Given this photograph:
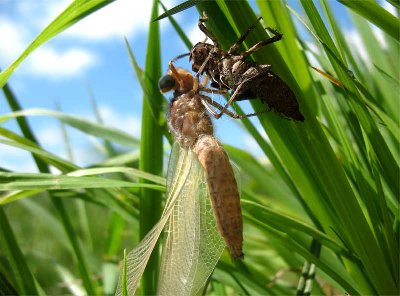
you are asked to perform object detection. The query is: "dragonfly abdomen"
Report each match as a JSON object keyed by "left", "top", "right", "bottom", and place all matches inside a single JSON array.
[{"left": 193, "top": 135, "right": 243, "bottom": 258}]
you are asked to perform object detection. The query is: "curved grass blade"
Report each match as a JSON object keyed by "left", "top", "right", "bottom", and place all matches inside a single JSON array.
[
  {"left": 0, "top": 172, "right": 164, "bottom": 192},
  {"left": 0, "top": 207, "right": 39, "bottom": 295},
  {"left": 0, "top": 109, "right": 139, "bottom": 147},
  {"left": 338, "top": 0, "right": 399, "bottom": 41},
  {"left": 153, "top": 0, "right": 202, "bottom": 22}
]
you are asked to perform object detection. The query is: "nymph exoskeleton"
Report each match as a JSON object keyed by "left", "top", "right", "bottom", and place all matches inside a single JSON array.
[{"left": 175, "top": 13, "right": 305, "bottom": 121}]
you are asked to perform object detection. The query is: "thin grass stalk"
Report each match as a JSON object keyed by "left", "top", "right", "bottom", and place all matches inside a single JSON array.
[
  {"left": 138, "top": 0, "right": 164, "bottom": 293},
  {"left": 0, "top": 207, "right": 38, "bottom": 295}
]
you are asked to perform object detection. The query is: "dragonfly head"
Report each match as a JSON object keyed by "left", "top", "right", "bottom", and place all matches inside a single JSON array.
[
  {"left": 158, "top": 74, "right": 176, "bottom": 93},
  {"left": 159, "top": 67, "right": 194, "bottom": 95}
]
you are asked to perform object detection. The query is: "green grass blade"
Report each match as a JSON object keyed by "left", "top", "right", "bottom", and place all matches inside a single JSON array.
[
  {"left": 153, "top": 0, "right": 201, "bottom": 21},
  {"left": 0, "top": 207, "right": 39, "bottom": 295},
  {"left": 338, "top": 0, "right": 400, "bottom": 41},
  {"left": 0, "top": 172, "right": 164, "bottom": 192},
  {"left": 122, "top": 249, "right": 128, "bottom": 296},
  {"left": 124, "top": 38, "right": 172, "bottom": 144},
  {"left": 0, "top": 108, "right": 139, "bottom": 147},
  {"left": 137, "top": 1, "right": 164, "bottom": 294}
]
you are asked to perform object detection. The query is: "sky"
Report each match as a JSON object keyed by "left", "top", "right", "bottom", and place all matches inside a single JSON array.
[{"left": 0, "top": 0, "right": 396, "bottom": 172}]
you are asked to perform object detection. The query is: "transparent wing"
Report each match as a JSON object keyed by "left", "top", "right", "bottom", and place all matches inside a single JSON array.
[
  {"left": 115, "top": 143, "right": 193, "bottom": 296},
  {"left": 157, "top": 146, "right": 225, "bottom": 295}
]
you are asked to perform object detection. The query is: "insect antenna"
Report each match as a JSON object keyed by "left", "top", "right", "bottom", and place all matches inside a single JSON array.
[{"left": 170, "top": 52, "right": 190, "bottom": 63}]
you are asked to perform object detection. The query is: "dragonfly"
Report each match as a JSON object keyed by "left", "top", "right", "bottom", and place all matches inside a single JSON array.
[{"left": 116, "top": 65, "right": 242, "bottom": 295}]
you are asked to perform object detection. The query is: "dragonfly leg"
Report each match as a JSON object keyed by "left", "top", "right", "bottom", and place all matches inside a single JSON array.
[
  {"left": 241, "top": 27, "right": 283, "bottom": 58},
  {"left": 228, "top": 17, "right": 263, "bottom": 54}
]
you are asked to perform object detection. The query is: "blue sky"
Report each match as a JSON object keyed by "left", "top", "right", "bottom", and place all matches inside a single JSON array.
[{"left": 0, "top": 0, "right": 395, "bottom": 172}]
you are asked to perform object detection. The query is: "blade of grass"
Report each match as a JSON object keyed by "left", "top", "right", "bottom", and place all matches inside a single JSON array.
[
  {"left": 0, "top": 108, "right": 139, "bottom": 147},
  {"left": 0, "top": 172, "right": 164, "bottom": 192},
  {"left": 0, "top": 207, "right": 38, "bottom": 295},
  {"left": 153, "top": 0, "right": 201, "bottom": 21},
  {"left": 298, "top": 1, "right": 398, "bottom": 293},
  {"left": 137, "top": 0, "right": 164, "bottom": 293},
  {"left": 338, "top": 0, "right": 400, "bottom": 41}
]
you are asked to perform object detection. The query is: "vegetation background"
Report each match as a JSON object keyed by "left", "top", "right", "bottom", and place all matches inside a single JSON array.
[{"left": 0, "top": 0, "right": 398, "bottom": 295}]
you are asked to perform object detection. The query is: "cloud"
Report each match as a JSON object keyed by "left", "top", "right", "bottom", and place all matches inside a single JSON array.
[
  {"left": 98, "top": 104, "right": 141, "bottom": 137},
  {"left": 24, "top": 46, "right": 98, "bottom": 78},
  {"left": 0, "top": 12, "right": 97, "bottom": 79},
  {"left": 0, "top": 143, "right": 37, "bottom": 172},
  {"left": 187, "top": 21, "right": 208, "bottom": 45},
  {"left": 37, "top": 124, "right": 65, "bottom": 147},
  {"left": 0, "top": 17, "right": 27, "bottom": 63},
  {"left": 63, "top": 0, "right": 153, "bottom": 41}
]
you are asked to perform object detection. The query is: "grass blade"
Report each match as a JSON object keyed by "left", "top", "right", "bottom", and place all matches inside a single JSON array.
[
  {"left": 338, "top": 0, "right": 399, "bottom": 40},
  {"left": 0, "top": 207, "right": 38, "bottom": 295},
  {"left": 137, "top": 0, "right": 164, "bottom": 293}
]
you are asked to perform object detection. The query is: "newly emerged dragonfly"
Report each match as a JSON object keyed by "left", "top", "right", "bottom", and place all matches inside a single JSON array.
[
  {"left": 116, "top": 66, "right": 242, "bottom": 295},
  {"left": 174, "top": 13, "right": 305, "bottom": 121}
]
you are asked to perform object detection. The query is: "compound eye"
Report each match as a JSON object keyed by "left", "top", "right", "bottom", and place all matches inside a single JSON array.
[{"left": 158, "top": 74, "right": 176, "bottom": 92}]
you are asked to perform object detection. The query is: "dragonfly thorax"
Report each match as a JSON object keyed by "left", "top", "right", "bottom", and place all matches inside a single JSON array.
[{"left": 169, "top": 92, "right": 213, "bottom": 148}]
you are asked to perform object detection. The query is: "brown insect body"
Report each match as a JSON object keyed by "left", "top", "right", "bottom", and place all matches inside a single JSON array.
[
  {"left": 189, "top": 14, "right": 305, "bottom": 121},
  {"left": 159, "top": 67, "right": 243, "bottom": 258}
]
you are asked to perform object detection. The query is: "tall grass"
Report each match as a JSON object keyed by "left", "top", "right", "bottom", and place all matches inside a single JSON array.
[{"left": 0, "top": 0, "right": 398, "bottom": 295}]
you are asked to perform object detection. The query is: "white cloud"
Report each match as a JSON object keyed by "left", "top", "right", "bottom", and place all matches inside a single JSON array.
[
  {"left": 0, "top": 12, "right": 97, "bottom": 79},
  {"left": 63, "top": 0, "right": 153, "bottom": 40},
  {"left": 98, "top": 104, "right": 141, "bottom": 137},
  {"left": 38, "top": 125, "right": 64, "bottom": 147},
  {"left": 25, "top": 46, "right": 98, "bottom": 78},
  {"left": 0, "top": 17, "right": 27, "bottom": 63},
  {"left": 188, "top": 21, "right": 208, "bottom": 45},
  {"left": 0, "top": 143, "right": 37, "bottom": 172}
]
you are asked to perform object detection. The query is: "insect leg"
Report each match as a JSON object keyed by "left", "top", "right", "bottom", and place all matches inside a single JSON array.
[
  {"left": 200, "top": 95, "right": 268, "bottom": 119},
  {"left": 228, "top": 17, "right": 262, "bottom": 54},
  {"left": 193, "top": 53, "right": 212, "bottom": 92},
  {"left": 168, "top": 60, "right": 184, "bottom": 89},
  {"left": 198, "top": 12, "right": 219, "bottom": 46},
  {"left": 211, "top": 81, "right": 248, "bottom": 117},
  {"left": 241, "top": 27, "right": 283, "bottom": 58},
  {"left": 170, "top": 52, "right": 190, "bottom": 64},
  {"left": 201, "top": 87, "right": 228, "bottom": 95},
  {"left": 200, "top": 75, "right": 209, "bottom": 88}
]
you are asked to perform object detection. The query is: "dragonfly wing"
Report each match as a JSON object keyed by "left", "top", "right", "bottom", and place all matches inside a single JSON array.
[
  {"left": 157, "top": 145, "right": 225, "bottom": 295},
  {"left": 115, "top": 144, "right": 193, "bottom": 296}
]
